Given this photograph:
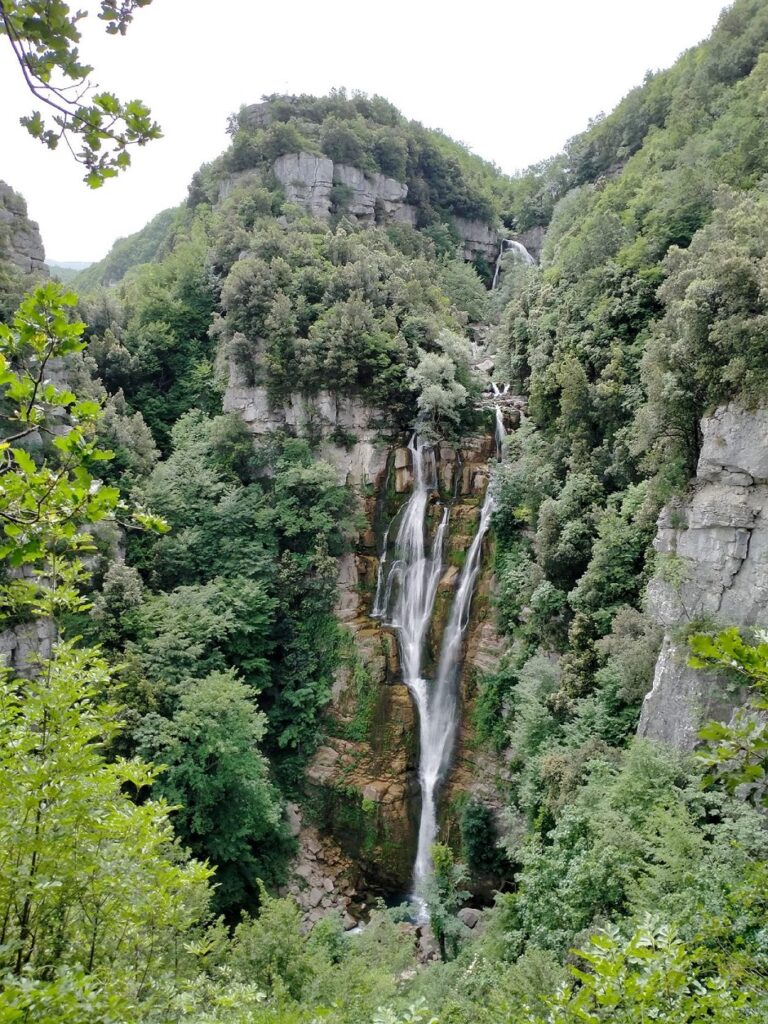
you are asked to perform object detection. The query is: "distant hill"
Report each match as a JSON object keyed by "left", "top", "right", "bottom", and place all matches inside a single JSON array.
[{"left": 48, "top": 260, "right": 93, "bottom": 284}]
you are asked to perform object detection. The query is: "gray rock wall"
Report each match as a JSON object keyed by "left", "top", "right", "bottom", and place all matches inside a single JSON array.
[
  {"left": 223, "top": 366, "right": 391, "bottom": 489},
  {"left": 268, "top": 151, "right": 502, "bottom": 253},
  {"left": 273, "top": 152, "right": 335, "bottom": 220},
  {"left": 511, "top": 224, "right": 546, "bottom": 262},
  {"left": 334, "top": 164, "right": 414, "bottom": 226},
  {"left": 452, "top": 216, "right": 499, "bottom": 263},
  {"left": 0, "top": 181, "right": 48, "bottom": 276},
  {"left": 0, "top": 619, "right": 56, "bottom": 673},
  {"left": 638, "top": 402, "right": 768, "bottom": 748},
  {"left": 271, "top": 152, "right": 415, "bottom": 227}
]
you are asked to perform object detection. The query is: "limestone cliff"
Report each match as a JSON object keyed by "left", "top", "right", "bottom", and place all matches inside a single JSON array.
[
  {"left": 223, "top": 370, "right": 390, "bottom": 488},
  {"left": 638, "top": 403, "right": 768, "bottom": 748},
  {"left": 0, "top": 184, "right": 51, "bottom": 672},
  {"left": 223, "top": 339, "right": 520, "bottom": 894},
  {"left": 230, "top": 150, "right": 502, "bottom": 258},
  {"left": 270, "top": 151, "right": 416, "bottom": 228},
  {"left": 0, "top": 181, "right": 48, "bottom": 277},
  {"left": 452, "top": 216, "right": 499, "bottom": 263}
]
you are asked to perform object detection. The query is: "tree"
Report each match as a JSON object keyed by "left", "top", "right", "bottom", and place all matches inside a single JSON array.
[
  {"left": 689, "top": 627, "right": 768, "bottom": 807},
  {"left": 407, "top": 328, "right": 475, "bottom": 435},
  {"left": 0, "top": 285, "right": 210, "bottom": 1019},
  {"left": 0, "top": 644, "right": 212, "bottom": 1019},
  {"left": 0, "top": 0, "right": 160, "bottom": 186},
  {"left": 0, "top": 283, "right": 164, "bottom": 622},
  {"left": 423, "top": 843, "right": 470, "bottom": 962},
  {"left": 540, "top": 919, "right": 752, "bottom": 1023},
  {"left": 136, "top": 670, "right": 293, "bottom": 916}
]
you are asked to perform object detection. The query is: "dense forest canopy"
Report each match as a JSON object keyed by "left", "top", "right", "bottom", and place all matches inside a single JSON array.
[{"left": 2, "top": 0, "right": 768, "bottom": 1020}]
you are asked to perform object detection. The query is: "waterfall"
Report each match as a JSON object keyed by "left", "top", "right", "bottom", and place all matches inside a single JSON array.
[
  {"left": 371, "top": 524, "right": 390, "bottom": 618},
  {"left": 491, "top": 237, "right": 535, "bottom": 290},
  {"left": 411, "top": 480, "right": 496, "bottom": 902},
  {"left": 504, "top": 239, "right": 535, "bottom": 265},
  {"left": 372, "top": 418, "right": 506, "bottom": 910},
  {"left": 495, "top": 405, "right": 506, "bottom": 458},
  {"left": 385, "top": 437, "right": 448, "bottom": 683}
]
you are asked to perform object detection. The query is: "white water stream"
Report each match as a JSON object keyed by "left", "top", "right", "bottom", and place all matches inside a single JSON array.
[
  {"left": 491, "top": 238, "right": 535, "bottom": 290},
  {"left": 372, "top": 411, "right": 507, "bottom": 909}
]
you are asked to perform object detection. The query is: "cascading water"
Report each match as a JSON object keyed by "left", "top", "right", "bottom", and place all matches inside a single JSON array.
[
  {"left": 495, "top": 405, "right": 506, "bottom": 458},
  {"left": 372, "top": 436, "right": 447, "bottom": 668},
  {"left": 491, "top": 238, "right": 535, "bottom": 290},
  {"left": 411, "top": 398, "right": 507, "bottom": 898},
  {"left": 371, "top": 524, "right": 390, "bottom": 618},
  {"left": 411, "top": 479, "right": 496, "bottom": 901},
  {"left": 372, "top": 412, "right": 508, "bottom": 910}
]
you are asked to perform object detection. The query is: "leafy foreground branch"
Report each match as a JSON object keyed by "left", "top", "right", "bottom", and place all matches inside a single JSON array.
[
  {"left": 690, "top": 627, "right": 768, "bottom": 806},
  {"left": 0, "top": 1, "right": 160, "bottom": 186}
]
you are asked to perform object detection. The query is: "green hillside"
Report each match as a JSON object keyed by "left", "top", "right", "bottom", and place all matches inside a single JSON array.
[{"left": 2, "top": 2, "right": 768, "bottom": 1021}]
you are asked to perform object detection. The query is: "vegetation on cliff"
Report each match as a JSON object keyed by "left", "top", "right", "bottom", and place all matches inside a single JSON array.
[
  {"left": 482, "top": 0, "right": 768, "bottom": 840},
  {"left": 2, "top": 0, "right": 768, "bottom": 1019}
]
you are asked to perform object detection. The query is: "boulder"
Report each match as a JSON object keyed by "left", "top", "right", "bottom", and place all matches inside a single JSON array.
[
  {"left": 286, "top": 802, "right": 302, "bottom": 838},
  {"left": 458, "top": 907, "right": 483, "bottom": 930}
]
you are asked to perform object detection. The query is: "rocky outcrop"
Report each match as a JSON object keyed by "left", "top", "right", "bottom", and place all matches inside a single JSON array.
[
  {"left": 510, "top": 224, "right": 546, "bottom": 262},
  {"left": 638, "top": 403, "right": 768, "bottom": 748},
  {"left": 271, "top": 152, "right": 416, "bottom": 227},
  {"left": 0, "top": 181, "right": 48, "bottom": 277},
  {"left": 240, "top": 101, "right": 273, "bottom": 129},
  {"left": 223, "top": 372, "right": 390, "bottom": 488},
  {"left": 0, "top": 618, "right": 56, "bottom": 673},
  {"left": 452, "top": 216, "right": 499, "bottom": 263},
  {"left": 273, "top": 152, "right": 335, "bottom": 220},
  {"left": 334, "top": 164, "right": 415, "bottom": 226},
  {"left": 269, "top": 153, "right": 503, "bottom": 255}
]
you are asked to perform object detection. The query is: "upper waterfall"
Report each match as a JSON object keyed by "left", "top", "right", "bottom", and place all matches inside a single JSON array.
[{"left": 491, "top": 238, "right": 535, "bottom": 290}]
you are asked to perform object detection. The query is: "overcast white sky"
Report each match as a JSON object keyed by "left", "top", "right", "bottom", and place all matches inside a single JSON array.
[{"left": 0, "top": 0, "right": 728, "bottom": 263}]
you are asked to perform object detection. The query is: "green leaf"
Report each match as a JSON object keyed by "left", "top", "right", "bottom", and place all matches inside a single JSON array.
[{"left": 11, "top": 447, "right": 36, "bottom": 475}]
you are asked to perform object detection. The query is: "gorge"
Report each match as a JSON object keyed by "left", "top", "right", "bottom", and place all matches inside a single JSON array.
[{"left": 2, "top": 2, "right": 768, "bottom": 1017}]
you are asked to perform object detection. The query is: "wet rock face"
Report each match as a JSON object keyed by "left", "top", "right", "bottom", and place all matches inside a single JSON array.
[
  {"left": 638, "top": 402, "right": 768, "bottom": 748},
  {"left": 0, "top": 181, "right": 48, "bottom": 276},
  {"left": 306, "top": 433, "right": 504, "bottom": 894}
]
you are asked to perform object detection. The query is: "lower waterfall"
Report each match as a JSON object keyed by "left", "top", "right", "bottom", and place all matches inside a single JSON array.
[
  {"left": 372, "top": 411, "right": 506, "bottom": 909},
  {"left": 411, "top": 482, "right": 495, "bottom": 901}
]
